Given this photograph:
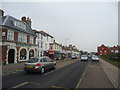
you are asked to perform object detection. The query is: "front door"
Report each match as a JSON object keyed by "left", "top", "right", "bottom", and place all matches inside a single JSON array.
[{"left": 8, "top": 49, "right": 15, "bottom": 63}]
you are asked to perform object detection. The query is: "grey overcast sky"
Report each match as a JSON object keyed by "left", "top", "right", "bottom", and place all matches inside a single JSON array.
[{"left": 2, "top": 2, "right": 118, "bottom": 52}]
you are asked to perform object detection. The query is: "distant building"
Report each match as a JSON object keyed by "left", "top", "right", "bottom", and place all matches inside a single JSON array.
[
  {"left": 97, "top": 44, "right": 110, "bottom": 55},
  {"left": 0, "top": 10, "right": 37, "bottom": 64},
  {"left": 97, "top": 44, "right": 120, "bottom": 56}
]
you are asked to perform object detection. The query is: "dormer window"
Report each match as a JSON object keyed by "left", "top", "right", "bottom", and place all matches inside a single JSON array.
[{"left": 13, "top": 21, "right": 26, "bottom": 30}]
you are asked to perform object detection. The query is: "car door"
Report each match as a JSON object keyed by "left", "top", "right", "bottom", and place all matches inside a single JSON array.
[
  {"left": 47, "top": 58, "right": 54, "bottom": 69},
  {"left": 46, "top": 57, "right": 53, "bottom": 69},
  {"left": 43, "top": 58, "right": 49, "bottom": 70}
]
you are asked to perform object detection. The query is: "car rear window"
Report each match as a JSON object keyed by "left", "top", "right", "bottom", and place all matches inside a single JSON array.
[{"left": 27, "top": 58, "right": 39, "bottom": 63}]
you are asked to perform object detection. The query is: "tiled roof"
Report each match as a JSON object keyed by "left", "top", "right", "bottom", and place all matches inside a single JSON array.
[{"left": 1, "top": 15, "right": 36, "bottom": 36}]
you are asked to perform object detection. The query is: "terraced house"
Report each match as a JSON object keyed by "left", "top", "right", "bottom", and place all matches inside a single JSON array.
[{"left": 0, "top": 10, "right": 37, "bottom": 65}]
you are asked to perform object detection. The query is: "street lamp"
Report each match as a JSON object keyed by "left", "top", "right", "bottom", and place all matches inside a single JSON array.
[{"left": 65, "top": 38, "right": 69, "bottom": 59}]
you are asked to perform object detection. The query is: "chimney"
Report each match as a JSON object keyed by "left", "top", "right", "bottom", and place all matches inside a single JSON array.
[
  {"left": 0, "top": 9, "right": 4, "bottom": 16},
  {"left": 21, "top": 16, "right": 32, "bottom": 27},
  {"left": 21, "top": 16, "right": 26, "bottom": 22}
]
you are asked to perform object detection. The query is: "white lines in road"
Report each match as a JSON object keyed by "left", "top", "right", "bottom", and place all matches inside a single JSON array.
[
  {"left": 44, "top": 69, "right": 59, "bottom": 75},
  {"left": 76, "top": 67, "right": 88, "bottom": 88},
  {"left": 9, "top": 82, "right": 41, "bottom": 89},
  {"left": 10, "top": 82, "right": 29, "bottom": 89},
  {"left": 76, "top": 63, "right": 89, "bottom": 88},
  {"left": 52, "top": 85, "right": 63, "bottom": 88}
]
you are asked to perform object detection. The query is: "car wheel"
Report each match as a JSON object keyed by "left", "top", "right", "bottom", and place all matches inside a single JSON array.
[
  {"left": 53, "top": 65, "right": 56, "bottom": 69},
  {"left": 41, "top": 67, "right": 45, "bottom": 74}
]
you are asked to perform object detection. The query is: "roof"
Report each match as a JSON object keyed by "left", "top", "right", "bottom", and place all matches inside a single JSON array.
[
  {"left": 1, "top": 15, "right": 36, "bottom": 36},
  {"left": 33, "top": 30, "right": 54, "bottom": 38}
]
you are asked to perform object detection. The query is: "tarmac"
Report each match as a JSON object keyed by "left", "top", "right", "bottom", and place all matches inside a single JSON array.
[
  {"left": 2, "top": 58, "right": 77, "bottom": 76},
  {"left": 77, "top": 58, "right": 119, "bottom": 88}
]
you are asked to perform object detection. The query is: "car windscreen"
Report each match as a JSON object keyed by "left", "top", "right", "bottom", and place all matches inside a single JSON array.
[
  {"left": 27, "top": 58, "right": 39, "bottom": 63},
  {"left": 92, "top": 56, "right": 98, "bottom": 58},
  {"left": 81, "top": 55, "right": 87, "bottom": 57}
]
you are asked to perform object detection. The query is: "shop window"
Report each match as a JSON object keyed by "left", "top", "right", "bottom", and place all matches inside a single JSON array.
[
  {"left": 20, "top": 49, "right": 27, "bottom": 60},
  {"left": 29, "top": 49, "right": 34, "bottom": 59}
]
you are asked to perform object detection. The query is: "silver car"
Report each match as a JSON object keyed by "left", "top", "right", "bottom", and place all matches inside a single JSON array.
[
  {"left": 24, "top": 56, "right": 56, "bottom": 73},
  {"left": 80, "top": 55, "right": 88, "bottom": 61},
  {"left": 92, "top": 55, "right": 99, "bottom": 61}
]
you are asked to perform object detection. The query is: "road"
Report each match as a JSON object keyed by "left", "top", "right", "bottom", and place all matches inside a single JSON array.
[{"left": 2, "top": 58, "right": 116, "bottom": 89}]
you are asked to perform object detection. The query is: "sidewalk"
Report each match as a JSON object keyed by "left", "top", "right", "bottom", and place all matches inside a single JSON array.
[
  {"left": 99, "top": 59, "right": 118, "bottom": 88},
  {"left": 77, "top": 59, "right": 118, "bottom": 88},
  {"left": 2, "top": 58, "right": 78, "bottom": 76}
]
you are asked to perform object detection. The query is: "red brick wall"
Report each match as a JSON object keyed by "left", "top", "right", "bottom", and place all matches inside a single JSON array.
[
  {"left": 2, "top": 28, "right": 8, "bottom": 40},
  {"left": 34, "top": 37, "right": 36, "bottom": 44},
  {"left": 14, "top": 32, "right": 18, "bottom": 41},
  {"left": 2, "top": 46, "right": 7, "bottom": 63},
  {"left": 27, "top": 35, "right": 30, "bottom": 43},
  {"left": 98, "top": 45, "right": 109, "bottom": 55}
]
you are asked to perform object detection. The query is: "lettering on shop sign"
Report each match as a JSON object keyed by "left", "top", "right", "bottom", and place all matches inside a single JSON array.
[{"left": 16, "top": 44, "right": 30, "bottom": 47}]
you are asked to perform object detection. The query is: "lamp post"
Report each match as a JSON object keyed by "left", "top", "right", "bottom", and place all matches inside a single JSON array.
[{"left": 65, "top": 38, "right": 69, "bottom": 60}]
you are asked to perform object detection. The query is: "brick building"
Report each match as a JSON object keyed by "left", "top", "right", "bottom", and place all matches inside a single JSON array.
[
  {"left": 97, "top": 44, "right": 120, "bottom": 56},
  {"left": 97, "top": 44, "right": 110, "bottom": 55},
  {"left": 0, "top": 10, "right": 37, "bottom": 64}
]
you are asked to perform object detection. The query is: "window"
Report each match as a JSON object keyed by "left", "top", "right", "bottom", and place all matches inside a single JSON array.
[
  {"left": 111, "top": 50, "right": 114, "bottom": 52},
  {"left": 47, "top": 36, "right": 48, "bottom": 41},
  {"left": 7, "top": 30, "right": 14, "bottom": 40},
  {"left": 30, "top": 36, "right": 34, "bottom": 44},
  {"left": 115, "top": 50, "right": 119, "bottom": 53},
  {"left": 41, "top": 34, "right": 43, "bottom": 39},
  {"left": 29, "top": 49, "right": 34, "bottom": 59},
  {"left": 18, "top": 33, "right": 27, "bottom": 43},
  {"left": 41, "top": 42, "right": 43, "bottom": 48},
  {"left": 20, "top": 49, "right": 27, "bottom": 60},
  {"left": 45, "top": 43, "right": 47, "bottom": 50}
]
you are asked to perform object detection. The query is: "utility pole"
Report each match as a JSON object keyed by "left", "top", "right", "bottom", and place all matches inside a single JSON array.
[{"left": 65, "top": 38, "right": 69, "bottom": 60}]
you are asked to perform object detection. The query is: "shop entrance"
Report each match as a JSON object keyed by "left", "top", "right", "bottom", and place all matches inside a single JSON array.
[{"left": 8, "top": 49, "right": 15, "bottom": 63}]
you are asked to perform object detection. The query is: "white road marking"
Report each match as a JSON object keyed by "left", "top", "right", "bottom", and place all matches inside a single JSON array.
[
  {"left": 51, "top": 85, "right": 64, "bottom": 88},
  {"left": 76, "top": 62, "right": 90, "bottom": 88},
  {"left": 44, "top": 69, "right": 58, "bottom": 75},
  {"left": 10, "top": 82, "right": 29, "bottom": 89}
]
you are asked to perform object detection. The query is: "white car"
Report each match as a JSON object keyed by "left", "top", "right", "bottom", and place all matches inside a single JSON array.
[
  {"left": 80, "top": 55, "right": 88, "bottom": 61},
  {"left": 92, "top": 56, "right": 99, "bottom": 61}
]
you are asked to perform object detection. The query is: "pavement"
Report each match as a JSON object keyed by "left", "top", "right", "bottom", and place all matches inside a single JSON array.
[
  {"left": 77, "top": 58, "right": 119, "bottom": 89},
  {"left": 2, "top": 58, "right": 77, "bottom": 76}
]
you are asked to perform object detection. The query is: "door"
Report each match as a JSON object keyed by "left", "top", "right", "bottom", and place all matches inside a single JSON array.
[{"left": 8, "top": 49, "right": 15, "bottom": 64}]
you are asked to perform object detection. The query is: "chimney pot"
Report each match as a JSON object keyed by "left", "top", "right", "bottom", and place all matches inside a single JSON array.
[{"left": 0, "top": 9, "right": 4, "bottom": 16}]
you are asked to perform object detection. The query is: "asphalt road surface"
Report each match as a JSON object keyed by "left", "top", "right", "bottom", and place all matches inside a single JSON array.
[{"left": 2, "top": 58, "right": 116, "bottom": 89}]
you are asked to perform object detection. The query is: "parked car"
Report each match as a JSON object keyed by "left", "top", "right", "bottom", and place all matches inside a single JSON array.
[
  {"left": 71, "top": 55, "right": 77, "bottom": 59},
  {"left": 88, "top": 55, "right": 92, "bottom": 58},
  {"left": 24, "top": 56, "right": 56, "bottom": 74},
  {"left": 92, "top": 55, "right": 99, "bottom": 61},
  {"left": 80, "top": 55, "right": 88, "bottom": 61}
]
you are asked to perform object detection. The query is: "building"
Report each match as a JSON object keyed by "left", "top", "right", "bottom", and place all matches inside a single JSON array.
[
  {"left": 97, "top": 44, "right": 110, "bottom": 55},
  {"left": 109, "top": 45, "right": 120, "bottom": 55},
  {"left": 33, "top": 30, "right": 54, "bottom": 57},
  {"left": 52, "top": 40, "right": 63, "bottom": 60},
  {"left": 1, "top": 10, "right": 37, "bottom": 64},
  {"left": 97, "top": 44, "right": 120, "bottom": 56}
]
